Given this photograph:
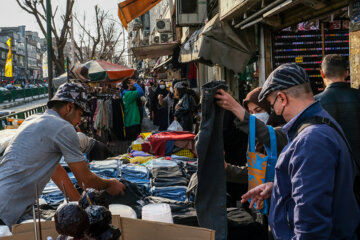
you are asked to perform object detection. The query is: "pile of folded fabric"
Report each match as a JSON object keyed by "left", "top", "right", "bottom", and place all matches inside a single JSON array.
[
  {"left": 119, "top": 164, "right": 150, "bottom": 193},
  {"left": 145, "top": 159, "right": 189, "bottom": 202},
  {"left": 150, "top": 186, "right": 188, "bottom": 202},
  {"left": 41, "top": 172, "right": 77, "bottom": 207},
  {"left": 89, "top": 160, "right": 119, "bottom": 179}
]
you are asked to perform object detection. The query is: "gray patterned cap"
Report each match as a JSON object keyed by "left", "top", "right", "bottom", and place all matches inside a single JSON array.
[
  {"left": 174, "top": 81, "right": 186, "bottom": 89},
  {"left": 258, "top": 63, "right": 309, "bottom": 101},
  {"left": 47, "top": 83, "right": 90, "bottom": 114}
]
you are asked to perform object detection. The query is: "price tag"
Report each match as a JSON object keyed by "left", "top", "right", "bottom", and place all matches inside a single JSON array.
[{"left": 295, "top": 56, "right": 303, "bottom": 63}]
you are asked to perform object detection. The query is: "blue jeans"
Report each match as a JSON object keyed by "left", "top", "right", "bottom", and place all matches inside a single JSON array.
[{"left": 195, "top": 80, "right": 228, "bottom": 240}]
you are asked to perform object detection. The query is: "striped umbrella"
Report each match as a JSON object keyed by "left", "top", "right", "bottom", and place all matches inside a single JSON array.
[{"left": 79, "top": 60, "right": 135, "bottom": 82}]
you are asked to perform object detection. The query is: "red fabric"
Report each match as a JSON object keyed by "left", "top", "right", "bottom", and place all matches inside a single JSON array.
[
  {"left": 188, "top": 63, "right": 197, "bottom": 80},
  {"left": 148, "top": 131, "right": 195, "bottom": 156},
  {"left": 141, "top": 142, "right": 151, "bottom": 153}
]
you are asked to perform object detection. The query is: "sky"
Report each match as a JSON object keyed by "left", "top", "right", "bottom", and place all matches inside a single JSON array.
[{"left": 0, "top": 0, "right": 124, "bottom": 38}]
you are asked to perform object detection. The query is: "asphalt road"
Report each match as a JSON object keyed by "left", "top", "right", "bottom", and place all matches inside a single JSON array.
[{"left": 1, "top": 98, "right": 48, "bottom": 114}]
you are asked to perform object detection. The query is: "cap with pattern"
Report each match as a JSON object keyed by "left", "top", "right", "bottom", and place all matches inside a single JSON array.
[
  {"left": 47, "top": 83, "right": 90, "bottom": 113},
  {"left": 258, "top": 63, "right": 309, "bottom": 101},
  {"left": 174, "top": 81, "right": 186, "bottom": 89}
]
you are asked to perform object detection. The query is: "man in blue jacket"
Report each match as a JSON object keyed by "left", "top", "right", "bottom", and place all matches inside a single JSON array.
[{"left": 218, "top": 63, "right": 360, "bottom": 239}]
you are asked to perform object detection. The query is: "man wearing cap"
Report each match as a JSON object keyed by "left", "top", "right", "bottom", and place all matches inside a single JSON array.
[
  {"left": 216, "top": 64, "right": 360, "bottom": 239},
  {"left": 0, "top": 83, "right": 126, "bottom": 228}
]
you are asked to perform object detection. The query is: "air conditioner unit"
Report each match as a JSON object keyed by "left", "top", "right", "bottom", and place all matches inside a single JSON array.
[
  {"left": 156, "top": 19, "right": 171, "bottom": 33},
  {"left": 160, "top": 33, "right": 172, "bottom": 43},
  {"left": 152, "top": 35, "right": 160, "bottom": 44},
  {"left": 176, "top": 0, "right": 207, "bottom": 26}
]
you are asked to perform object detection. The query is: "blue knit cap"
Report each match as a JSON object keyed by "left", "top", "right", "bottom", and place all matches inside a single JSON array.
[{"left": 258, "top": 63, "right": 309, "bottom": 101}]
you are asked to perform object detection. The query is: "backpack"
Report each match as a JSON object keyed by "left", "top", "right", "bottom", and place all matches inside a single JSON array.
[{"left": 294, "top": 116, "right": 360, "bottom": 207}]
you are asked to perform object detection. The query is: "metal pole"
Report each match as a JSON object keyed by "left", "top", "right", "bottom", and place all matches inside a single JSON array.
[
  {"left": 25, "top": 37, "right": 28, "bottom": 85},
  {"left": 70, "top": 1, "right": 75, "bottom": 66},
  {"left": 259, "top": 24, "right": 266, "bottom": 86},
  {"left": 46, "top": 0, "right": 53, "bottom": 99}
]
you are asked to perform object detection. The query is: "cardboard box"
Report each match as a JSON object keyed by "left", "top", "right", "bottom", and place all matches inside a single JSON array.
[{"left": 0, "top": 215, "right": 215, "bottom": 240}]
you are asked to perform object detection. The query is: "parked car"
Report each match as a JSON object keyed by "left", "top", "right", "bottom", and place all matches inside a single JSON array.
[
  {"left": 0, "top": 87, "right": 9, "bottom": 92},
  {"left": 0, "top": 110, "right": 15, "bottom": 117},
  {"left": 4, "top": 84, "right": 15, "bottom": 90}
]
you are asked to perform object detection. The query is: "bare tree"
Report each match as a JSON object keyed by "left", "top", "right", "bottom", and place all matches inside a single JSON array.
[
  {"left": 16, "top": 0, "right": 74, "bottom": 75},
  {"left": 73, "top": 5, "right": 124, "bottom": 63}
]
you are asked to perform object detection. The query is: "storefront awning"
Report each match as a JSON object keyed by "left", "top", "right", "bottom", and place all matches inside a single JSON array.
[
  {"left": 153, "top": 56, "right": 173, "bottom": 70},
  {"left": 180, "top": 14, "right": 256, "bottom": 73},
  {"left": 118, "top": 0, "right": 161, "bottom": 29},
  {"left": 132, "top": 42, "right": 179, "bottom": 60}
]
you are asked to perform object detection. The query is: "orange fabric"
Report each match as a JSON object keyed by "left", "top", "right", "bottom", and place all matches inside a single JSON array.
[{"left": 118, "top": 0, "right": 161, "bottom": 29}]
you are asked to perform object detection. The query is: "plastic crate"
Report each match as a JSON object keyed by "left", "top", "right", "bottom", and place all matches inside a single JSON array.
[{"left": 173, "top": 149, "right": 195, "bottom": 158}]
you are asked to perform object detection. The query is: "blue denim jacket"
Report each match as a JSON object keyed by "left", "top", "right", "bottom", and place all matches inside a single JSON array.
[{"left": 269, "top": 101, "right": 360, "bottom": 239}]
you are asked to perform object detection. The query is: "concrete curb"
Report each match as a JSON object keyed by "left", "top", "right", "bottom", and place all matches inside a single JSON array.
[{"left": 0, "top": 95, "right": 48, "bottom": 109}]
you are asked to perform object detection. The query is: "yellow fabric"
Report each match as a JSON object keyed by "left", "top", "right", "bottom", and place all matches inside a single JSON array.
[
  {"left": 173, "top": 149, "right": 195, "bottom": 158},
  {"left": 118, "top": 0, "right": 161, "bottom": 29},
  {"left": 132, "top": 144, "right": 142, "bottom": 151},
  {"left": 129, "top": 156, "right": 155, "bottom": 164},
  {"left": 5, "top": 38, "right": 12, "bottom": 77},
  {"left": 140, "top": 132, "right": 152, "bottom": 139}
]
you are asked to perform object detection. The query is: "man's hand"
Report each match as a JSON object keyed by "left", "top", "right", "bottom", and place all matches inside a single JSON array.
[
  {"left": 106, "top": 179, "right": 126, "bottom": 196},
  {"left": 175, "top": 104, "right": 180, "bottom": 110},
  {"left": 241, "top": 182, "right": 274, "bottom": 209},
  {"left": 158, "top": 94, "right": 163, "bottom": 101}
]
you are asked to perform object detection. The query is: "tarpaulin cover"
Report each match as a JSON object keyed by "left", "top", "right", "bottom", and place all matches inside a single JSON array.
[
  {"left": 148, "top": 131, "right": 195, "bottom": 156},
  {"left": 180, "top": 14, "right": 256, "bottom": 73},
  {"left": 118, "top": 0, "right": 162, "bottom": 29},
  {"left": 131, "top": 43, "right": 179, "bottom": 60}
]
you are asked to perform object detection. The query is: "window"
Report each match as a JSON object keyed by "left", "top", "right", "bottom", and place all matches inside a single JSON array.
[{"left": 180, "top": 0, "right": 197, "bottom": 14}]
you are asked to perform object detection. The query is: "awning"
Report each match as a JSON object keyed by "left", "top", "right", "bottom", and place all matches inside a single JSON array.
[
  {"left": 153, "top": 56, "right": 173, "bottom": 70},
  {"left": 132, "top": 42, "right": 179, "bottom": 60},
  {"left": 118, "top": 0, "right": 161, "bottom": 29},
  {"left": 180, "top": 14, "right": 256, "bottom": 73}
]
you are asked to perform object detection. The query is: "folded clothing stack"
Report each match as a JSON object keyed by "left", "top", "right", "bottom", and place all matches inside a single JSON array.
[
  {"left": 41, "top": 173, "right": 77, "bottom": 207},
  {"left": 150, "top": 186, "right": 188, "bottom": 202},
  {"left": 150, "top": 165, "right": 188, "bottom": 187},
  {"left": 119, "top": 164, "right": 150, "bottom": 193},
  {"left": 89, "top": 160, "right": 119, "bottom": 179}
]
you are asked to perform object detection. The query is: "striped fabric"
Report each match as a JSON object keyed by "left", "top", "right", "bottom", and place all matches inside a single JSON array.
[{"left": 259, "top": 64, "right": 309, "bottom": 101}]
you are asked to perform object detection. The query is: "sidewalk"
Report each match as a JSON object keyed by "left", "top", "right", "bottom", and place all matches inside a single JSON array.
[{"left": 0, "top": 94, "right": 48, "bottom": 110}]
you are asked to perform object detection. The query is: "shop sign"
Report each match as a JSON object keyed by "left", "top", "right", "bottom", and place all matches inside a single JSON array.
[{"left": 295, "top": 56, "right": 303, "bottom": 63}]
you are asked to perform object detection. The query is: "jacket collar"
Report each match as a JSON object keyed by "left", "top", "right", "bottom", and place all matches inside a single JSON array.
[
  {"left": 282, "top": 101, "right": 322, "bottom": 141},
  {"left": 326, "top": 81, "right": 349, "bottom": 89}
]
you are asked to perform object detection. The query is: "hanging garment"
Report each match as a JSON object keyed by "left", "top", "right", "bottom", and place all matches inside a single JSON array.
[
  {"left": 195, "top": 80, "right": 228, "bottom": 240},
  {"left": 112, "top": 98, "right": 126, "bottom": 140}
]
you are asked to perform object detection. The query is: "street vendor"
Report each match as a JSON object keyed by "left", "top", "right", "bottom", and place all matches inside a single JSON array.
[{"left": 0, "top": 83, "right": 126, "bottom": 228}]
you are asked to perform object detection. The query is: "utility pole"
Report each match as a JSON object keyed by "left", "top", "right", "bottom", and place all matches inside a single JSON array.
[
  {"left": 25, "top": 37, "right": 28, "bottom": 85},
  {"left": 46, "top": 0, "right": 53, "bottom": 99},
  {"left": 70, "top": 1, "right": 76, "bottom": 67}
]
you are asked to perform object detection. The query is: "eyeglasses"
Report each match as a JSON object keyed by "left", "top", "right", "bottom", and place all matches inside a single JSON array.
[{"left": 270, "top": 95, "right": 279, "bottom": 113}]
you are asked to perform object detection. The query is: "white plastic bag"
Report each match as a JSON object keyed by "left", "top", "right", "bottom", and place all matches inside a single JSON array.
[{"left": 167, "top": 120, "right": 183, "bottom": 131}]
